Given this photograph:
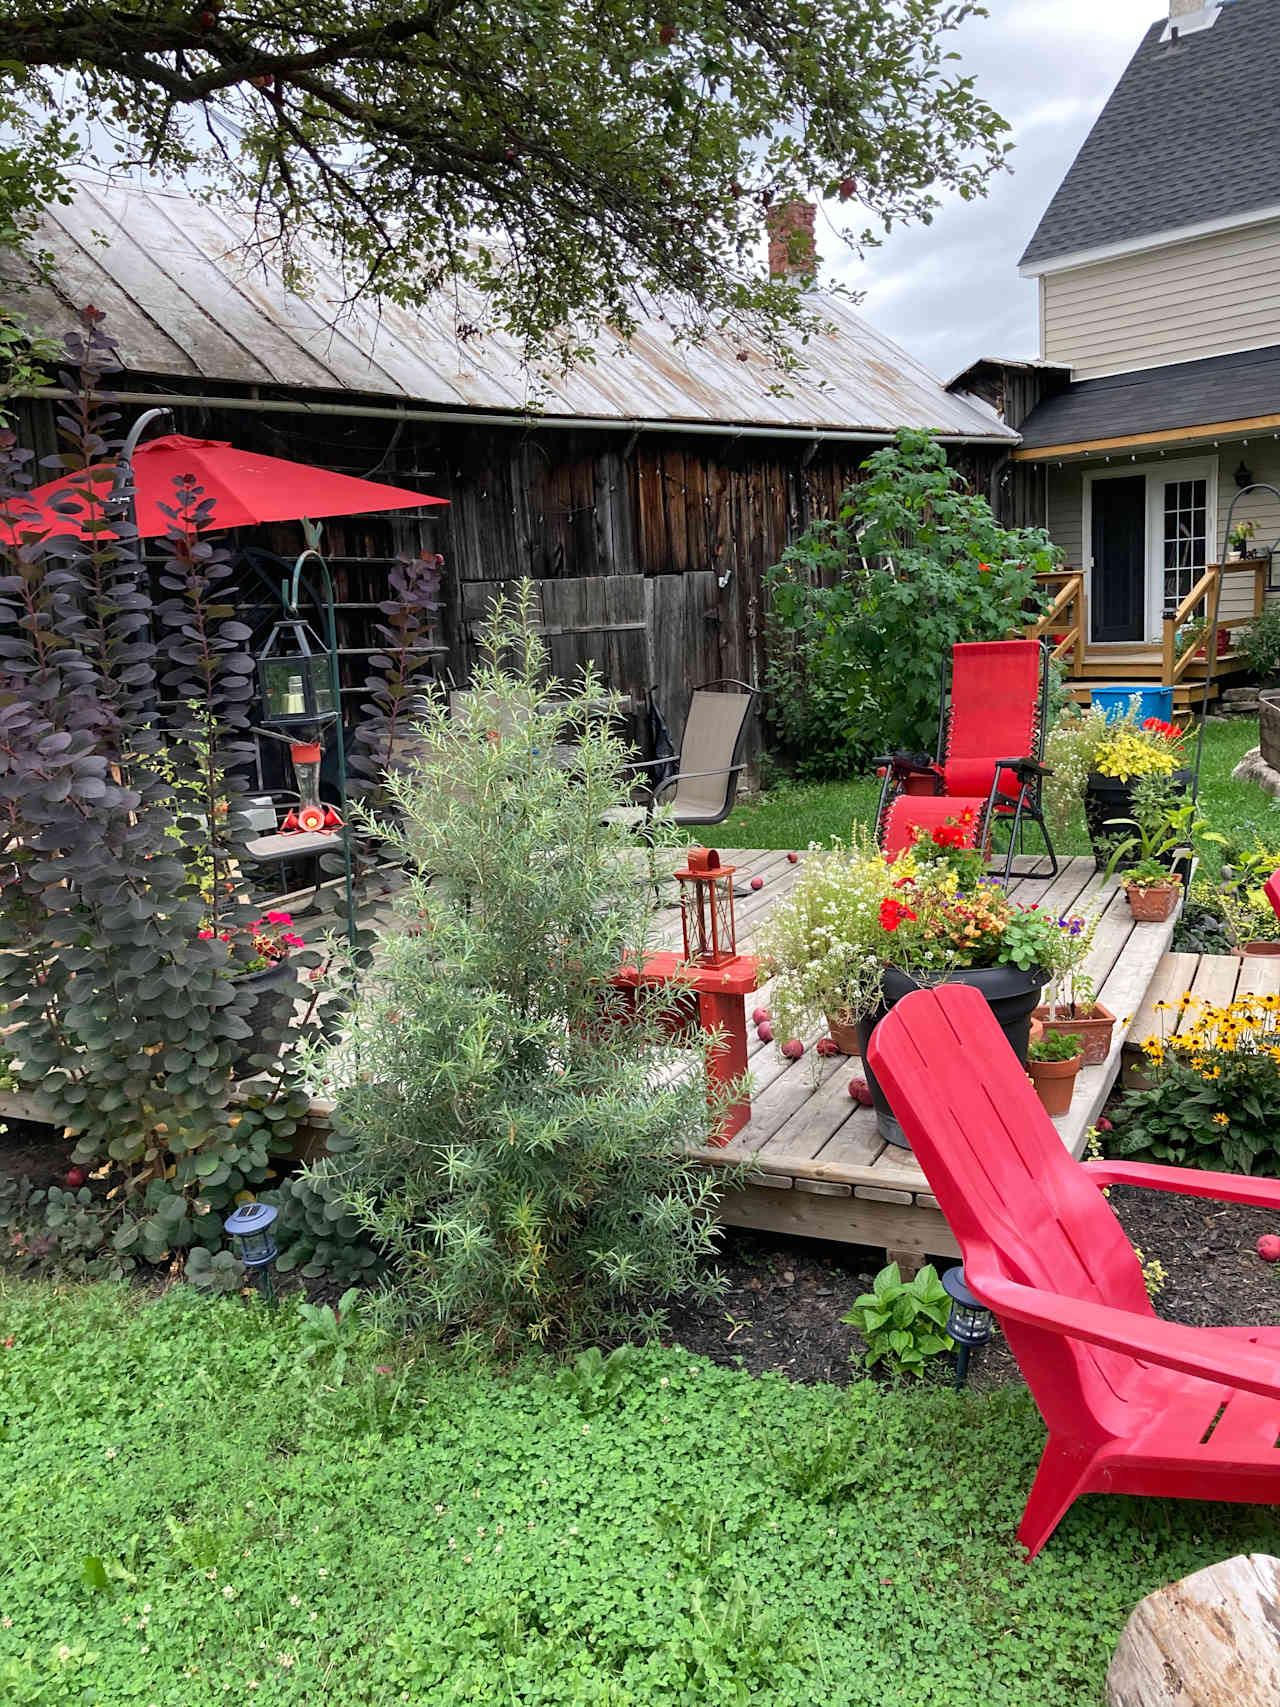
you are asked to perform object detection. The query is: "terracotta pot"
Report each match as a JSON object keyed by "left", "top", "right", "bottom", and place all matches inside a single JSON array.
[
  {"left": 1033, "top": 1002, "right": 1116, "bottom": 1067},
  {"left": 1028, "top": 1051, "right": 1083, "bottom": 1117},
  {"left": 824, "top": 1012, "right": 861, "bottom": 1055},
  {"left": 1234, "top": 941, "right": 1280, "bottom": 959},
  {"left": 1125, "top": 880, "right": 1182, "bottom": 923}
]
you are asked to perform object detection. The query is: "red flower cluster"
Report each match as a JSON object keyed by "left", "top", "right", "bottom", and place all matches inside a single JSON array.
[
  {"left": 879, "top": 898, "right": 918, "bottom": 933},
  {"left": 1141, "top": 717, "right": 1184, "bottom": 744}
]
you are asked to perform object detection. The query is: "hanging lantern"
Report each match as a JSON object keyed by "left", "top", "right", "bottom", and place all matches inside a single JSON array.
[
  {"left": 223, "top": 1201, "right": 279, "bottom": 1273},
  {"left": 674, "top": 847, "right": 738, "bottom": 968},
  {"left": 256, "top": 615, "right": 337, "bottom": 729},
  {"left": 941, "top": 1264, "right": 994, "bottom": 1389}
]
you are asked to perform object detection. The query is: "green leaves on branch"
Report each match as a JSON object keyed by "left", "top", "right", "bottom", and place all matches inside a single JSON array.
[
  {"left": 764, "top": 430, "right": 1057, "bottom": 772},
  {"left": 0, "top": 0, "right": 1008, "bottom": 360}
]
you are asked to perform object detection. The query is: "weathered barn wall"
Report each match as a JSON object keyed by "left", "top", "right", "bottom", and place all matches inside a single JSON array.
[{"left": 12, "top": 388, "right": 1004, "bottom": 763}]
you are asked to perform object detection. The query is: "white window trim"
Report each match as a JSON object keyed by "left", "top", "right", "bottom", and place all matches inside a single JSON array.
[{"left": 1081, "top": 457, "right": 1219, "bottom": 643}]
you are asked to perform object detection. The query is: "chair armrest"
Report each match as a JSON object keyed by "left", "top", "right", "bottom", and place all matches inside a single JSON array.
[
  {"left": 653, "top": 763, "right": 746, "bottom": 801},
  {"left": 974, "top": 1270, "right": 1280, "bottom": 1402},
  {"left": 1083, "top": 1157, "right": 1280, "bottom": 1212},
  {"left": 873, "top": 751, "right": 941, "bottom": 776},
  {"left": 992, "top": 756, "right": 1053, "bottom": 778},
  {"left": 620, "top": 756, "right": 677, "bottom": 772}
]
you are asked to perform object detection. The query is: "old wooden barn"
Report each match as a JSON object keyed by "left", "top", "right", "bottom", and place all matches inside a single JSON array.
[{"left": 1, "top": 176, "right": 1016, "bottom": 753}]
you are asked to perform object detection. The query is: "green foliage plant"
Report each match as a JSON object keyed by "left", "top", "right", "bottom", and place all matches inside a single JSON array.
[
  {"left": 299, "top": 585, "right": 731, "bottom": 1347},
  {"left": 1240, "top": 601, "right": 1280, "bottom": 681},
  {"left": 8, "top": 1277, "right": 1280, "bottom": 1706},
  {"left": 1027, "top": 1032, "right": 1083, "bottom": 1064},
  {"left": 841, "top": 1261, "right": 954, "bottom": 1377},
  {"left": 0, "top": 2, "right": 1009, "bottom": 367},
  {"left": 762, "top": 429, "right": 1058, "bottom": 773},
  {"left": 1103, "top": 777, "right": 1203, "bottom": 887}
]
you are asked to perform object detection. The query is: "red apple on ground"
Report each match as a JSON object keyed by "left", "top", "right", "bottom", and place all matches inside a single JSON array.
[
  {"left": 751, "top": 1007, "right": 770, "bottom": 1025},
  {"left": 756, "top": 1022, "right": 773, "bottom": 1043},
  {"left": 781, "top": 1039, "right": 804, "bottom": 1060},
  {"left": 63, "top": 1166, "right": 87, "bottom": 1189},
  {"left": 848, "top": 1078, "right": 874, "bottom": 1106},
  {"left": 786, "top": 851, "right": 799, "bottom": 863},
  {"left": 815, "top": 1038, "right": 839, "bottom": 1057},
  {"left": 749, "top": 876, "right": 764, "bottom": 891},
  {"left": 1258, "top": 1234, "right": 1280, "bottom": 1263}
]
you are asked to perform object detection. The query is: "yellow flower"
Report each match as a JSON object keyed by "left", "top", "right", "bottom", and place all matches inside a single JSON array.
[{"left": 1212, "top": 1112, "right": 1230, "bottom": 1127}]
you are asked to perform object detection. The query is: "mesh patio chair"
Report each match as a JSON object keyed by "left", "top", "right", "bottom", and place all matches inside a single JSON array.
[
  {"left": 873, "top": 638, "right": 1057, "bottom": 884},
  {"left": 603, "top": 679, "right": 757, "bottom": 833}
]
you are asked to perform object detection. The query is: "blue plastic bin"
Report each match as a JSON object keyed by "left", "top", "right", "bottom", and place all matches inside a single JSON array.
[{"left": 1090, "top": 685, "right": 1174, "bottom": 725}]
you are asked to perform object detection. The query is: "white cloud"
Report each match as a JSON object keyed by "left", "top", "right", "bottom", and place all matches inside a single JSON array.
[{"left": 824, "top": 0, "right": 1164, "bottom": 379}]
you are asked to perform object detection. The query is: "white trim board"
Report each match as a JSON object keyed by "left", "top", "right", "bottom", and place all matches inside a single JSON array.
[
  {"left": 1082, "top": 455, "right": 1219, "bottom": 642},
  {"left": 1020, "top": 202, "right": 1280, "bottom": 281}
]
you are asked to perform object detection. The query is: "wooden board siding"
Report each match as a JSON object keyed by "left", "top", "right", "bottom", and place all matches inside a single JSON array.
[{"left": 1042, "top": 219, "right": 1280, "bottom": 379}]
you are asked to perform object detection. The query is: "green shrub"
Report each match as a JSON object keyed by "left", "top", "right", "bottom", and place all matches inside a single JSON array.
[
  {"left": 842, "top": 1261, "right": 954, "bottom": 1377},
  {"left": 302, "top": 586, "right": 730, "bottom": 1347},
  {"left": 1239, "top": 600, "right": 1280, "bottom": 680},
  {"left": 763, "top": 429, "right": 1057, "bottom": 773},
  {"left": 1028, "top": 1031, "right": 1083, "bottom": 1063}
]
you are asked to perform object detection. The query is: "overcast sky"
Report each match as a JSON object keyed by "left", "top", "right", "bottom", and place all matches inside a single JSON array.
[{"left": 829, "top": 0, "right": 1165, "bottom": 382}]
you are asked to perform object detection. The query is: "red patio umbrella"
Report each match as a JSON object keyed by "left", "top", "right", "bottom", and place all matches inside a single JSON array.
[{"left": 0, "top": 433, "right": 447, "bottom": 539}]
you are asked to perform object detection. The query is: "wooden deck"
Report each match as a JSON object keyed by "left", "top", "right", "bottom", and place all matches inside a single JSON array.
[
  {"left": 0, "top": 847, "right": 1183, "bottom": 1267},
  {"left": 662, "top": 851, "right": 1181, "bottom": 1261},
  {"left": 1120, "top": 947, "right": 1280, "bottom": 1090}
]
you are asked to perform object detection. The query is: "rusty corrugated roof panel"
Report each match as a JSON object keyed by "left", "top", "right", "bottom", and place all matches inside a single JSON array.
[{"left": 3, "top": 175, "right": 1016, "bottom": 441}]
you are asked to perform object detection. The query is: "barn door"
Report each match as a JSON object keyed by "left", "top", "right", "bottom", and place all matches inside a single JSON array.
[{"left": 645, "top": 570, "right": 727, "bottom": 741}]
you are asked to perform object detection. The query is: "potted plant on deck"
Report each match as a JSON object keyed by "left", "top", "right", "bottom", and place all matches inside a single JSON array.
[
  {"left": 1105, "top": 780, "right": 1203, "bottom": 924},
  {"left": 1027, "top": 1030, "right": 1084, "bottom": 1116},
  {"left": 1045, "top": 706, "right": 1193, "bottom": 872},
  {"left": 1033, "top": 910, "right": 1115, "bottom": 1065},
  {"left": 759, "top": 822, "right": 1075, "bottom": 1147},
  {"left": 205, "top": 912, "right": 306, "bottom": 1075}
]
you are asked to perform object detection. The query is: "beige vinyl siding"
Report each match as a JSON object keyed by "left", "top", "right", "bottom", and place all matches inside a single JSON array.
[
  {"left": 1042, "top": 220, "right": 1280, "bottom": 378},
  {"left": 1046, "top": 465, "right": 1084, "bottom": 568}
]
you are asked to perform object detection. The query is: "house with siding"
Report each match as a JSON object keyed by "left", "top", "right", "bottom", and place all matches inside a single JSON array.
[{"left": 950, "top": 0, "right": 1280, "bottom": 703}]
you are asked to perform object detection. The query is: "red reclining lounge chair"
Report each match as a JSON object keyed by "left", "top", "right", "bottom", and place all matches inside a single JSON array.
[
  {"left": 874, "top": 638, "right": 1057, "bottom": 883},
  {"left": 867, "top": 981, "right": 1280, "bottom": 1558}
]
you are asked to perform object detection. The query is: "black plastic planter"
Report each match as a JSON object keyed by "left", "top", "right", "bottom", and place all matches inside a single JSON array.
[
  {"left": 1084, "top": 767, "right": 1195, "bottom": 872},
  {"left": 856, "top": 963, "right": 1045, "bottom": 1149},
  {"left": 231, "top": 959, "right": 297, "bottom": 1078}
]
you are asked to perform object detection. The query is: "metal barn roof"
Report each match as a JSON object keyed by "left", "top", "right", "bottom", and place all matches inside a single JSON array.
[{"left": 0, "top": 175, "right": 1014, "bottom": 442}]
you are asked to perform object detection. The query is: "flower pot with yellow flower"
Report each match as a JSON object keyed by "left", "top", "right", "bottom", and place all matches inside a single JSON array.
[
  {"left": 1045, "top": 704, "right": 1194, "bottom": 872},
  {"left": 758, "top": 822, "right": 1073, "bottom": 1148}
]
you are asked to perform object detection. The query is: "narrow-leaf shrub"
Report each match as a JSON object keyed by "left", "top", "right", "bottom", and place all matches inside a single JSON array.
[
  {"left": 764, "top": 429, "right": 1057, "bottom": 773},
  {"left": 302, "top": 585, "right": 730, "bottom": 1346}
]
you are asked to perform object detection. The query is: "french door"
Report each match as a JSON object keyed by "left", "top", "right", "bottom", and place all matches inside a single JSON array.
[{"left": 1085, "top": 458, "right": 1217, "bottom": 643}]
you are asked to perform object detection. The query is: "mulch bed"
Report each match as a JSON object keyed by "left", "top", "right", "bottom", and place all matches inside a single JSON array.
[{"left": 660, "top": 1180, "right": 1280, "bottom": 1392}]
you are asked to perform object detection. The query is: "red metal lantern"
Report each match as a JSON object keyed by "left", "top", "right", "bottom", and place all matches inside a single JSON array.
[{"left": 675, "top": 847, "right": 737, "bottom": 967}]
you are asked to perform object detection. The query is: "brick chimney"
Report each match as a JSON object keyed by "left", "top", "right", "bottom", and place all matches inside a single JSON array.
[{"left": 766, "top": 200, "right": 817, "bottom": 282}]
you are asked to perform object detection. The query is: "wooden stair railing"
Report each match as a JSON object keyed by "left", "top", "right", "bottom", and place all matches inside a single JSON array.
[
  {"left": 1161, "top": 558, "right": 1267, "bottom": 690},
  {"left": 1026, "top": 571, "right": 1085, "bottom": 678}
]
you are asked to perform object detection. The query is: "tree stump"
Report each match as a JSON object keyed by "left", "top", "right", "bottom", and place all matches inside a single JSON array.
[{"left": 1106, "top": 1553, "right": 1280, "bottom": 1705}]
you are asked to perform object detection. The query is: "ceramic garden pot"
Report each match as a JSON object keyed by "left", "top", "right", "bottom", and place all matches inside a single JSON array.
[
  {"left": 1032, "top": 1002, "right": 1115, "bottom": 1067},
  {"left": 231, "top": 959, "right": 298, "bottom": 1078},
  {"left": 1027, "top": 1052, "right": 1083, "bottom": 1117},
  {"left": 1125, "top": 880, "right": 1182, "bottom": 923},
  {"left": 1234, "top": 941, "right": 1280, "bottom": 959},
  {"left": 855, "top": 963, "right": 1045, "bottom": 1149}
]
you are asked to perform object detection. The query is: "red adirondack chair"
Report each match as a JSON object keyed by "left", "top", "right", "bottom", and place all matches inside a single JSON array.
[
  {"left": 866, "top": 981, "right": 1280, "bottom": 1558},
  {"left": 1265, "top": 868, "right": 1280, "bottom": 923},
  {"left": 874, "top": 639, "right": 1057, "bottom": 883}
]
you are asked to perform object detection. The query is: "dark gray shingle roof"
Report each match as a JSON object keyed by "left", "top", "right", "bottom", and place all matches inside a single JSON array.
[
  {"left": 1020, "top": 0, "right": 1280, "bottom": 268},
  {"left": 1016, "top": 343, "right": 1280, "bottom": 449}
]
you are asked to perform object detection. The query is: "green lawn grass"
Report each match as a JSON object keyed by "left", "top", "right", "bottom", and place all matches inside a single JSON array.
[
  {"left": 705, "top": 720, "right": 1280, "bottom": 865},
  {"left": 5, "top": 1279, "right": 1280, "bottom": 1706}
]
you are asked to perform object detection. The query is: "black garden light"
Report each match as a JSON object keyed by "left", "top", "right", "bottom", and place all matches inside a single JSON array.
[
  {"left": 224, "top": 1201, "right": 280, "bottom": 1297},
  {"left": 941, "top": 1265, "right": 994, "bottom": 1389},
  {"left": 256, "top": 613, "right": 338, "bottom": 730}
]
